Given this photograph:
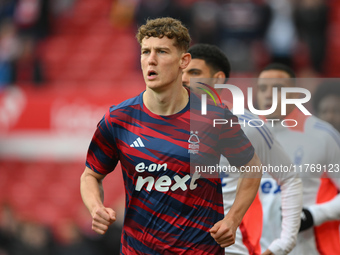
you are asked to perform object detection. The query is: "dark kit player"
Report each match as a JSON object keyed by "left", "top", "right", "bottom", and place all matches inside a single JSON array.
[{"left": 80, "top": 17, "right": 262, "bottom": 255}]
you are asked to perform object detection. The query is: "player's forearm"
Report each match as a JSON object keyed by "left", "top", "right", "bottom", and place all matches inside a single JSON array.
[
  {"left": 267, "top": 177, "right": 302, "bottom": 255},
  {"left": 227, "top": 154, "right": 262, "bottom": 225},
  {"left": 80, "top": 170, "right": 105, "bottom": 216},
  {"left": 227, "top": 176, "right": 261, "bottom": 225}
]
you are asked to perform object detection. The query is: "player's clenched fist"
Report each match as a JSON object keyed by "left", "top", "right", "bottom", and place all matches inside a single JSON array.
[
  {"left": 91, "top": 207, "right": 116, "bottom": 235},
  {"left": 209, "top": 218, "right": 238, "bottom": 248}
]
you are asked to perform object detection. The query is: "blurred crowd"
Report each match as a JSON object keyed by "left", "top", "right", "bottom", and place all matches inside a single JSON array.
[
  {"left": 0, "top": 0, "right": 79, "bottom": 90},
  {"left": 0, "top": 203, "right": 122, "bottom": 255},
  {"left": 114, "top": 0, "right": 330, "bottom": 76},
  {"left": 0, "top": 0, "right": 334, "bottom": 91},
  {"left": 0, "top": 0, "right": 50, "bottom": 89},
  {"left": 0, "top": 0, "right": 332, "bottom": 91}
]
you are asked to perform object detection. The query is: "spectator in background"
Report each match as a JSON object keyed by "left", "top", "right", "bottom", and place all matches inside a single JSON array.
[
  {"left": 10, "top": 35, "right": 45, "bottom": 86},
  {"left": 0, "top": 19, "right": 20, "bottom": 89},
  {"left": 217, "top": 0, "right": 271, "bottom": 72},
  {"left": 293, "top": 0, "right": 329, "bottom": 74},
  {"left": 14, "top": 0, "right": 40, "bottom": 37},
  {"left": 93, "top": 224, "right": 122, "bottom": 255},
  {"left": 264, "top": 0, "right": 297, "bottom": 67},
  {"left": 10, "top": 221, "right": 55, "bottom": 255},
  {"left": 50, "top": 0, "right": 76, "bottom": 16},
  {"left": 110, "top": 0, "right": 138, "bottom": 29},
  {"left": 189, "top": 1, "right": 220, "bottom": 45},
  {"left": 313, "top": 81, "right": 340, "bottom": 133},
  {"left": 34, "top": 0, "right": 52, "bottom": 39},
  {"left": 134, "top": 0, "right": 190, "bottom": 28},
  {"left": 14, "top": 0, "right": 52, "bottom": 40},
  {"left": 0, "top": 0, "right": 16, "bottom": 22},
  {"left": 75, "top": 206, "right": 122, "bottom": 255},
  {"left": 54, "top": 219, "right": 97, "bottom": 255},
  {"left": 0, "top": 203, "right": 19, "bottom": 255}
]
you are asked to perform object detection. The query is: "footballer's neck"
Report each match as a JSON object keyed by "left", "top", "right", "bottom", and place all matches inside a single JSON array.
[{"left": 143, "top": 83, "right": 189, "bottom": 116}]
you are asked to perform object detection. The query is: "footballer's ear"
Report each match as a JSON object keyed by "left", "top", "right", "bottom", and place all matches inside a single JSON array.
[
  {"left": 180, "top": 53, "right": 191, "bottom": 69},
  {"left": 213, "top": 71, "right": 226, "bottom": 79},
  {"left": 212, "top": 71, "right": 226, "bottom": 85}
]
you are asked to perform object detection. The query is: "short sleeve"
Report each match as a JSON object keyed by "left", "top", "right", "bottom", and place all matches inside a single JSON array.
[
  {"left": 86, "top": 108, "right": 119, "bottom": 175},
  {"left": 218, "top": 109, "right": 255, "bottom": 167}
]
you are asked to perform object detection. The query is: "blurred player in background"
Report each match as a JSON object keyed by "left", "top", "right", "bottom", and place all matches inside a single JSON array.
[
  {"left": 182, "top": 43, "right": 302, "bottom": 255},
  {"left": 313, "top": 80, "right": 340, "bottom": 133},
  {"left": 256, "top": 63, "right": 340, "bottom": 255},
  {"left": 80, "top": 17, "right": 263, "bottom": 255}
]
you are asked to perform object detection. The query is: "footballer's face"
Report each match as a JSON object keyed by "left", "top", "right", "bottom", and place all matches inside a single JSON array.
[
  {"left": 257, "top": 70, "right": 296, "bottom": 119},
  {"left": 182, "top": 59, "right": 213, "bottom": 87},
  {"left": 182, "top": 58, "right": 224, "bottom": 94},
  {"left": 141, "top": 36, "right": 190, "bottom": 91},
  {"left": 317, "top": 95, "right": 340, "bottom": 133}
]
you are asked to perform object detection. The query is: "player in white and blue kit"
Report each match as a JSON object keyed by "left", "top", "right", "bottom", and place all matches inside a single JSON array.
[
  {"left": 182, "top": 44, "right": 303, "bottom": 255},
  {"left": 256, "top": 63, "right": 340, "bottom": 255}
]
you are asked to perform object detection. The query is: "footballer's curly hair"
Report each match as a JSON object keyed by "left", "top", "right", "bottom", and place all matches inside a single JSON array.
[
  {"left": 188, "top": 44, "right": 231, "bottom": 80},
  {"left": 136, "top": 17, "right": 191, "bottom": 52}
]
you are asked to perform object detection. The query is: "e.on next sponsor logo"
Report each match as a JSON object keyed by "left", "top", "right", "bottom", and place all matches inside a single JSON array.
[{"left": 134, "top": 162, "right": 201, "bottom": 192}]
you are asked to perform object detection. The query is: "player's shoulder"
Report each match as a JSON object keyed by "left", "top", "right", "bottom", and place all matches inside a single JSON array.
[
  {"left": 100, "top": 92, "right": 143, "bottom": 124},
  {"left": 191, "top": 93, "right": 232, "bottom": 118},
  {"left": 237, "top": 109, "right": 269, "bottom": 130},
  {"left": 306, "top": 115, "right": 340, "bottom": 147},
  {"left": 237, "top": 109, "right": 275, "bottom": 148},
  {"left": 109, "top": 92, "right": 142, "bottom": 113},
  {"left": 237, "top": 109, "right": 259, "bottom": 121},
  {"left": 306, "top": 115, "right": 338, "bottom": 134}
]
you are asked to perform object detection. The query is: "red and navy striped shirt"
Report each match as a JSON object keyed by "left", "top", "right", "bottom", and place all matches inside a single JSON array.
[{"left": 86, "top": 91, "right": 254, "bottom": 255}]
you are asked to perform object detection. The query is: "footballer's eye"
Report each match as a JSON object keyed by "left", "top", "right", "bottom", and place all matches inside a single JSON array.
[
  {"left": 258, "top": 84, "right": 267, "bottom": 92},
  {"left": 189, "top": 70, "right": 201, "bottom": 76}
]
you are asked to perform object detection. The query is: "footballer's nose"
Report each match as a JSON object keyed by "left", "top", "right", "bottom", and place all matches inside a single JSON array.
[
  {"left": 263, "top": 86, "right": 274, "bottom": 99},
  {"left": 148, "top": 51, "right": 157, "bottom": 66}
]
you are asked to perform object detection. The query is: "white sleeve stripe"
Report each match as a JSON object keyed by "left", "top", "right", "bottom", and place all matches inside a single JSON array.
[
  {"left": 239, "top": 117, "right": 273, "bottom": 149},
  {"left": 242, "top": 112, "right": 275, "bottom": 141},
  {"left": 256, "top": 126, "right": 273, "bottom": 149},
  {"left": 240, "top": 115, "right": 274, "bottom": 143},
  {"left": 243, "top": 111, "right": 256, "bottom": 119},
  {"left": 314, "top": 123, "right": 340, "bottom": 149},
  {"left": 261, "top": 124, "right": 275, "bottom": 141}
]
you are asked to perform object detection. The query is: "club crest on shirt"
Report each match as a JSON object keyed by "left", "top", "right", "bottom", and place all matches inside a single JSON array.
[
  {"left": 188, "top": 131, "right": 200, "bottom": 154},
  {"left": 294, "top": 146, "right": 304, "bottom": 165}
]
